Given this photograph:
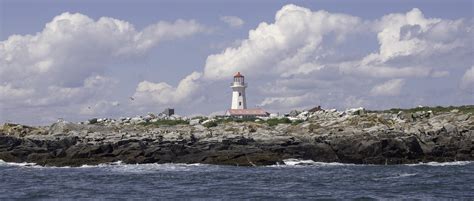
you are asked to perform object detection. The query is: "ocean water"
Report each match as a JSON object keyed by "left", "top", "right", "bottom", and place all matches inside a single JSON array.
[{"left": 0, "top": 159, "right": 472, "bottom": 199}]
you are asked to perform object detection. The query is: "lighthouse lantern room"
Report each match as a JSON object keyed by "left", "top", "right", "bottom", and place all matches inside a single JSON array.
[{"left": 231, "top": 72, "right": 247, "bottom": 109}]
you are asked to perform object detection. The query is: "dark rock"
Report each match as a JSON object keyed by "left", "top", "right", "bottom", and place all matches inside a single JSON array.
[
  {"left": 88, "top": 118, "right": 98, "bottom": 124},
  {"left": 442, "top": 124, "right": 458, "bottom": 135}
]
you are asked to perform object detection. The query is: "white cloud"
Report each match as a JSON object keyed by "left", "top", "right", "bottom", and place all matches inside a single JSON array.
[
  {"left": 220, "top": 16, "right": 245, "bottom": 28},
  {"left": 345, "top": 8, "right": 472, "bottom": 78},
  {"left": 340, "top": 62, "right": 431, "bottom": 78},
  {"left": 2, "top": 75, "right": 117, "bottom": 108},
  {"left": 431, "top": 70, "right": 450, "bottom": 78},
  {"left": 370, "top": 79, "right": 405, "bottom": 96},
  {"left": 0, "top": 12, "right": 207, "bottom": 124},
  {"left": 461, "top": 66, "right": 474, "bottom": 90},
  {"left": 343, "top": 96, "right": 367, "bottom": 108},
  {"left": 79, "top": 100, "right": 120, "bottom": 116},
  {"left": 259, "top": 94, "right": 309, "bottom": 109},
  {"left": 132, "top": 72, "right": 202, "bottom": 106},
  {"left": 0, "top": 12, "right": 206, "bottom": 87},
  {"left": 204, "top": 4, "right": 363, "bottom": 80},
  {"left": 0, "top": 84, "right": 34, "bottom": 101}
]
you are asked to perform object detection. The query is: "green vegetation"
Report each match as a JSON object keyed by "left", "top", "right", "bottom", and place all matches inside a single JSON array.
[
  {"left": 368, "top": 105, "right": 474, "bottom": 115},
  {"left": 191, "top": 116, "right": 208, "bottom": 122},
  {"left": 212, "top": 117, "right": 258, "bottom": 125},
  {"left": 140, "top": 119, "right": 189, "bottom": 127},
  {"left": 203, "top": 121, "right": 218, "bottom": 128},
  {"left": 266, "top": 118, "right": 292, "bottom": 126},
  {"left": 291, "top": 119, "right": 305, "bottom": 125},
  {"left": 202, "top": 117, "right": 296, "bottom": 127}
]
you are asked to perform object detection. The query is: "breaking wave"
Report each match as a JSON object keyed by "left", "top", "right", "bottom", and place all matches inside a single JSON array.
[
  {"left": 376, "top": 173, "right": 418, "bottom": 180},
  {"left": 0, "top": 159, "right": 215, "bottom": 173},
  {"left": 0, "top": 159, "right": 40, "bottom": 167},
  {"left": 80, "top": 161, "right": 215, "bottom": 173},
  {"left": 405, "top": 161, "right": 472, "bottom": 166},
  {"left": 271, "top": 159, "right": 473, "bottom": 167},
  {"left": 270, "top": 159, "right": 356, "bottom": 167}
]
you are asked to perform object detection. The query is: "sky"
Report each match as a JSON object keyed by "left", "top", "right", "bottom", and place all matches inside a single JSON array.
[{"left": 0, "top": 0, "right": 473, "bottom": 125}]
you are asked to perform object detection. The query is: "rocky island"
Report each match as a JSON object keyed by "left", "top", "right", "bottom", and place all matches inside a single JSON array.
[{"left": 1, "top": 106, "right": 473, "bottom": 167}]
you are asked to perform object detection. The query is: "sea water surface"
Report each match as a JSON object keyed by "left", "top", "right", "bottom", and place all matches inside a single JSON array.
[{"left": 0, "top": 159, "right": 472, "bottom": 199}]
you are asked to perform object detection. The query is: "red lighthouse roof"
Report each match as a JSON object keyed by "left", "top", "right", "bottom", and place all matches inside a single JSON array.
[{"left": 234, "top": 72, "right": 244, "bottom": 77}]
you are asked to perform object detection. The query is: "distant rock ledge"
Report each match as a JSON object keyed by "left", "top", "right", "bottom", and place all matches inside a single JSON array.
[{"left": 0, "top": 107, "right": 473, "bottom": 167}]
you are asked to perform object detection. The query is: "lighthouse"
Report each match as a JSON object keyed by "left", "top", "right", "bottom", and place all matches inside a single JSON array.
[
  {"left": 225, "top": 72, "right": 268, "bottom": 118},
  {"left": 231, "top": 72, "right": 247, "bottom": 109}
]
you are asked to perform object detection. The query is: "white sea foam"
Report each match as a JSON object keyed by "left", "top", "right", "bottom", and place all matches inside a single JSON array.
[
  {"left": 405, "top": 161, "right": 472, "bottom": 166},
  {"left": 394, "top": 173, "right": 417, "bottom": 178},
  {"left": 79, "top": 160, "right": 124, "bottom": 168},
  {"left": 77, "top": 161, "right": 213, "bottom": 173},
  {"left": 109, "top": 163, "right": 213, "bottom": 174},
  {"left": 274, "top": 159, "right": 474, "bottom": 167},
  {"left": 384, "top": 173, "right": 417, "bottom": 180},
  {"left": 0, "top": 159, "right": 39, "bottom": 167},
  {"left": 269, "top": 159, "right": 355, "bottom": 167},
  {"left": 1, "top": 159, "right": 210, "bottom": 172}
]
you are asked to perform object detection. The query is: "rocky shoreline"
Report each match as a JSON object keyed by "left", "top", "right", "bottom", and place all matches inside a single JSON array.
[{"left": 1, "top": 107, "right": 473, "bottom": 167}]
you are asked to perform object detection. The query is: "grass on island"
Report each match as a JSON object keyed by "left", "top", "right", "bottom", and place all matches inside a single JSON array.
[
  {"left": 203, "top": 117, "right": 301, "bottom": 127},
  {"left": 265, "top": 118, "right": 291, "bottom": 126},
  {"left": 368, "top": 105, "right": 474, "bottom": 115},
  {"left": 203, "top": 121, "right": 218, "bottom": 128},
  {"left": 136, "top": 117, "right": 301, "bottom": 128},
  {"left": 201, "top": 117, "right": 260, "bottom": 128},
  {"left": 139, "top": 119, "right": 189, "bottom": 127}
]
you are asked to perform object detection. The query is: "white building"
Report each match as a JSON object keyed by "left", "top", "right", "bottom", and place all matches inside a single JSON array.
[
  {"left": 231, "top": 72, "right": 247, "bottom": 109},
  {"left": 226, "top": 72, "right": 268, "bottom": 118}
]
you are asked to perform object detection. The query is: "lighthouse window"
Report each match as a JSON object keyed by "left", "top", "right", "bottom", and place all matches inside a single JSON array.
[
  {"left": 239, "top": 92, "right": 241, "bottom": 96},
  {"left": 239, "top": 102, "right": 242, "bottom": 106}
]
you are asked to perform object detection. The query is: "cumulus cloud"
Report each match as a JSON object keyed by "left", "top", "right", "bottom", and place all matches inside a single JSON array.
[
  {"left": 0, "top": 12, "right": 206, "bottom": 87},
  {"left": 132, "top": 72, "right": 202, "bottom": 106},
  {"left": 0, "top": 12, "right": 206, "bottom": 124},
  {"left": 79, "top": 100, "right": 120, "bottom": 116},
  {"left": 259, "top": 93, "right": 312, "bottom": 109},
  {"left": 220, "top": 16, "right": 245, "bottom": 28},
  {"left": 343, "top": 96, "right": 367, "bottom": 108},
  {"left": 343, "top": 8, "right": 472, "bottom": 78},
  {"left": 204, "top": 4, "right": 363, "bottom": 80},
  {"left": 1, "top": 75, "right": 116, "bottom": 108},
  {"left": 431, "top": 70, "right": 450, "bottom": 78},
  {"left": 0, "top": 84, "right": 34, "bottom": 101},
  {"left": 370, "top": 79, "right": 405, "bottom": 96},
  {"left": 461, "top": 66, "right": 474, "bottom": 90}
]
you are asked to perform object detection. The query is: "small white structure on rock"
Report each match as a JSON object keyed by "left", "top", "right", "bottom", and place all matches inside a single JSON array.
[
  {"left": 231, "top": 72, "right": 247, "bottom": 109},
  {"left": 226, "top": 72, "right": 268, "bottom": 118}
]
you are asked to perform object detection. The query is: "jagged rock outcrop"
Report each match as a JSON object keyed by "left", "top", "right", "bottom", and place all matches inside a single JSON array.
[{"left": 0, "top": 110, "right": 472, "bottom": 166}]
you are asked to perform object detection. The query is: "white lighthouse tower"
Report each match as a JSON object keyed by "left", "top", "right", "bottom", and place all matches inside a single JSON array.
[
  {"left": 231, "top": 72, "right": 247, "bottom": 109},
  {"left": 226, "top": 72, "right": 268, "bottom": 118}
]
